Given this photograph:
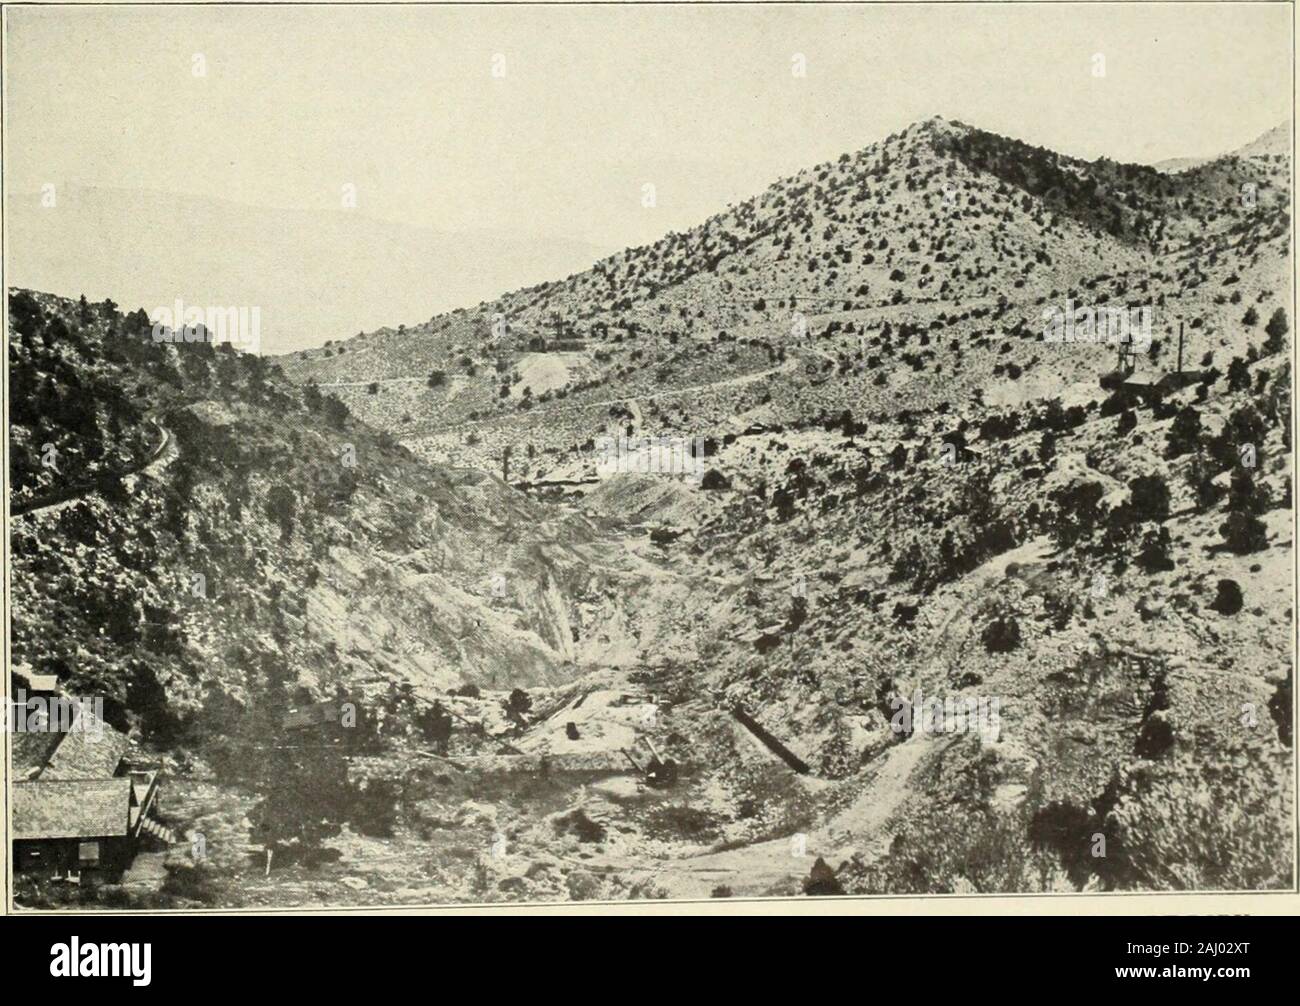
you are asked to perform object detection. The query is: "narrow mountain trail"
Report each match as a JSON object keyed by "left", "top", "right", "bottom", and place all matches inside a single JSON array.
[
  {"left": 12, "top": 422, "right": 176, "bottom": 520},
  {"left": 648, "top": 731, "right": 956, "bottom": 899},
  {"left": 396, "top": 353, "right": 801, "bottom": 439},
  {"left": 140, "top": 423, "right": 177, "bottom": 476},
  {"left": 322, "top": 375, "right": 428, "bottom": 388}
]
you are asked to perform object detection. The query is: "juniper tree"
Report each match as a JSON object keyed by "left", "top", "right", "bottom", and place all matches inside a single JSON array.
[
  {"left": 1263, "top": 307, "right": 1289, "bottom": 355},
  {"left": 1227, "top": 357, "right": 1251, "bottom": 393},
  {"left": 1165, "top": 405, "right": 1202, "bottom": 458},
  {"left": 1219, "top": 468, "right": 1269, "bottom": 554}
]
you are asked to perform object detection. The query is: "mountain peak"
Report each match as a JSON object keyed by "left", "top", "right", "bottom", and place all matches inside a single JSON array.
[
  {"left": 894, "top": 115, "right": 969, "bottom": 143},
  {"left": 1231, "top": 119, "right": 1291, "bottom": 159}
]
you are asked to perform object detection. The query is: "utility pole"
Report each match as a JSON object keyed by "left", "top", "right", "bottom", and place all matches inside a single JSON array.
[{"left": 502, "top": 445, "right": 512, "bottom": 485}]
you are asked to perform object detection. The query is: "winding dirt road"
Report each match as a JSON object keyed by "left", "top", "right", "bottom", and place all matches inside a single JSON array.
[
  {"left": 11, "top": 422, "right": 176, "bottom": 520},
  {"left": 395, "top": 354, "right": 801, "bottom": 440}
]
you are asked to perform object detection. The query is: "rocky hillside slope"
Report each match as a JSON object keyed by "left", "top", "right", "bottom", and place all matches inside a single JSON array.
[
  {"left": 276, "top": 117, "right": 1290, "bottom": 474},
  {"left": 257, "top": 116, "right": 1293, "bottom": 897},
  {"left": 8, "top": 291, "right": 701, "bottom": 741}
]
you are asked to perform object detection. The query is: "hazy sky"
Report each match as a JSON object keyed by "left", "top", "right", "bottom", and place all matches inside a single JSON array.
[{"left": 3, "top": 3, "right": 1292, "bottom": 343}]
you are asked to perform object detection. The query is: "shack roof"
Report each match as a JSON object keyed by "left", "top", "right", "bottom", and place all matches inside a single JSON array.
[
  {"left": 39, "top": 704, "right": 130, "bottom": 781},
  {"left": 12, "top": 779, "right": 132, "bottom": 840},
  {"left": 11, "top": 700, "right": 130, "bottom": 781}
]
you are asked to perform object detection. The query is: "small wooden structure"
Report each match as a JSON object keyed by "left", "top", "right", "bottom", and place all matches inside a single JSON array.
[
  {"left": 283, "top": 700, "right": 341, "bottom": 731},
  {"left": 1120, "top": 322, "right": 1205, "bottom": 397},
  {"left": 11, "top": 690, "right": 172, "bottom": 880}
]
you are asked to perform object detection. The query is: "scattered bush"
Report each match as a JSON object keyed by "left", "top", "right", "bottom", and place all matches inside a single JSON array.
[
  {"left": 1263, "top": 307, "right": 1289, "bottom": 354},
  {"left": 981, "top": 614, "right": 1021, "bottom": 653},
  {"left": 1209, "top": 579, "right": 1244, "bottom": 615}
]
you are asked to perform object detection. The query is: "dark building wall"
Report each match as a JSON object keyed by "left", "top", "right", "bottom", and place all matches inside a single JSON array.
[{"left": 14, "top": 836, "right": 135, "bottom": 877}]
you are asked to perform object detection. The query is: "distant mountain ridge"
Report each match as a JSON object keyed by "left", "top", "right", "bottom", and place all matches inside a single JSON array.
[
  {"left": 4, "top": 185, "right": 613, "bottom": 356},
  {"left": 1153, "top": 119, "right": 1290, "bottom": 174}
]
